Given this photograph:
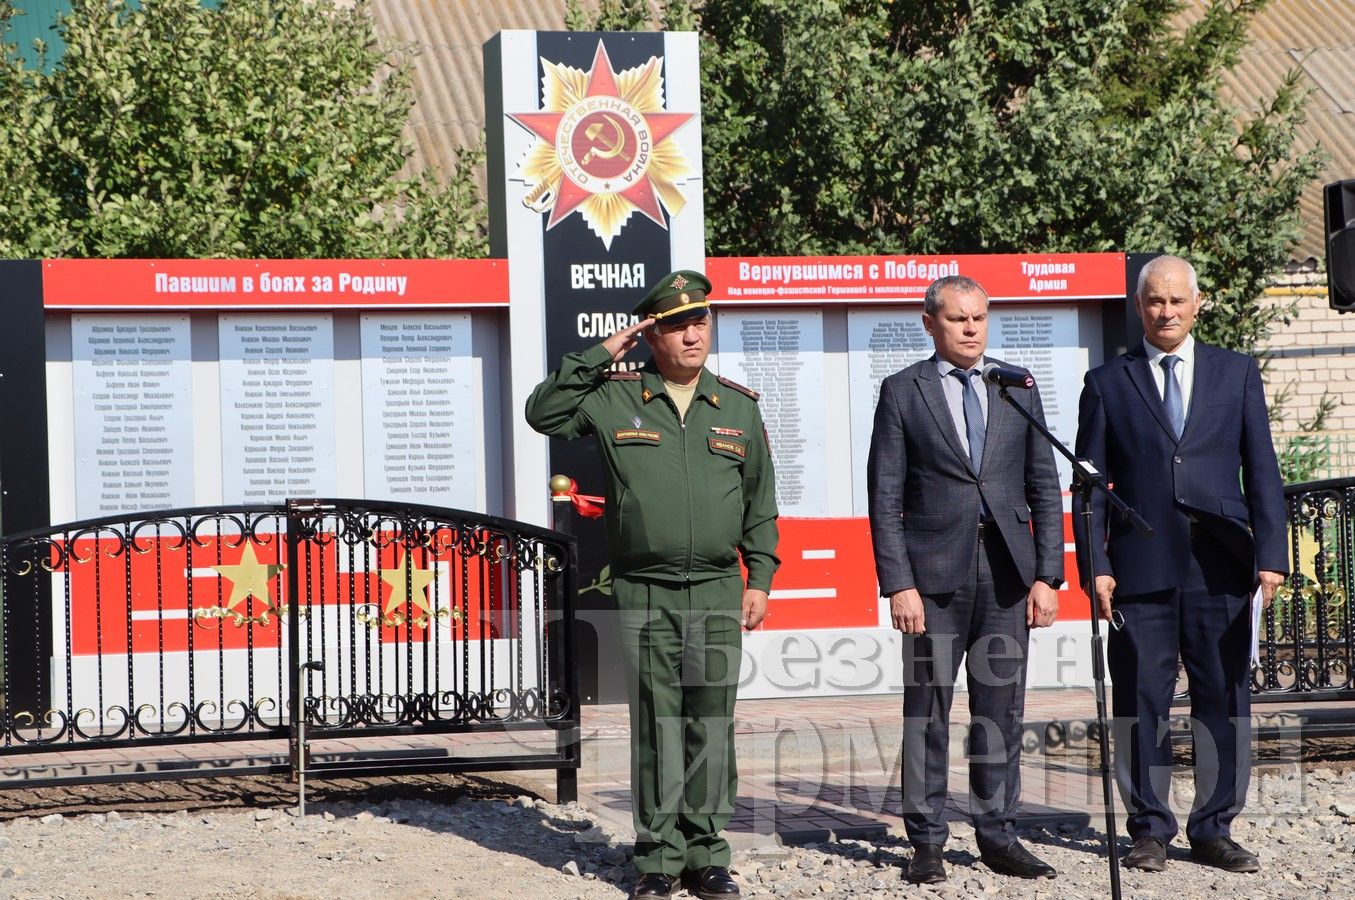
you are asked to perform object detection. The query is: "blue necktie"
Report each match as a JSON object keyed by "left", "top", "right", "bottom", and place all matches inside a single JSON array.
[
  {"left": 950, "top": 369, "right": 986, "bottom": 470},
  {"left": 1161, "top": 354, "right": 1184, "bottom": 439}
]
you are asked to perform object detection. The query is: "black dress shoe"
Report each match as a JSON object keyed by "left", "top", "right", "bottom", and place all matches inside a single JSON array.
[
  {"left": 631, "top": 872, "right": 678, "bottom": 898},
  {"left": 1123, "top": 836, "right": 1168, "bottom": 871},
  {"left": 979, "top": 841, "right": 1057, "bottom": 879},
  {"left": 681, "top": 866, "right": 740, "bottom": 899},
  {"left": 906, "top": 843, "right": 946, "bottom": 884},
  {"left": 1190, "top": 837, "right": 1260, "bottom": 873}
]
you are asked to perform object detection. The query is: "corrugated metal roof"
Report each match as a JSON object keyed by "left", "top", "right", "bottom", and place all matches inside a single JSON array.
[
  {"left": 379, "top": 1, "right": 1354, "bottom": 263},
  {"left": 7, "top": 1, "right": 72, "bottom": 70},
  {"left": 370, "top": 0, "right": 576, "bottom": 182},
  {"left": 1188, "top": 0, "right": 1355, "bottom": 262}
]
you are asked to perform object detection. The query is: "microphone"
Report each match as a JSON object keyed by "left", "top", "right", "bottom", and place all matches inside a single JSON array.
[{"left": 981, "top": 362, "right": 1034, "bottom": 390}]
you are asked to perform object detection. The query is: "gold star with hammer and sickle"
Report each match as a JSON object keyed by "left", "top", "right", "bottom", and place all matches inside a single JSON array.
[
  {"left": 210, "top": 543, "right": 283, "bottom": 612},
  {"left": 381, "top": 552, "right": 438, "bottom": 615}
]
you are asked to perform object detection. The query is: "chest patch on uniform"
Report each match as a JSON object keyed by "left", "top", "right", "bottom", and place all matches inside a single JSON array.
[
  {"left": 708, "top": 437, "right": 746, "bottom": 458},
  {"left": 709, "top": 426, "right": 744, "bottom": 437},
  {"left": 614, "top": 428, "right": 661, "bottom": 444}
]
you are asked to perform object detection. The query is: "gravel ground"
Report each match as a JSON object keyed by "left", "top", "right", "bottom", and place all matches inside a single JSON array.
[{"left": 0, "top": 767, "right": 1352, "bottom": 898}]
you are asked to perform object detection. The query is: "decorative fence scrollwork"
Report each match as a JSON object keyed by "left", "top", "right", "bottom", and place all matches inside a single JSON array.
[
  {"left": 1253, "top": 478, "right": 1354, "bottom": 701},
  {"left": 0, "top": 499, "right": 579, "bottom": 797}
]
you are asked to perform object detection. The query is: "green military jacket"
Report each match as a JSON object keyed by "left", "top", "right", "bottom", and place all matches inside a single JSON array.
[{"left": 526, "top": 341, "right": 780, "bottom": 591}]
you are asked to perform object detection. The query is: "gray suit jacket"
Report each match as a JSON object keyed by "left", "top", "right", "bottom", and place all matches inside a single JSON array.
[{"left": 867, "top": 354, "right": 1064, "bottom": 596}]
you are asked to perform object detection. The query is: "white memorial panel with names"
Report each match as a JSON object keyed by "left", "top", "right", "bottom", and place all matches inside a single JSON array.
[
  {"left": 988, "top": 307, "right": 1085, "bottom": 485},
  {"left": 72, "top": 315, "right": 194, "bottom": 518},
  {"left": 846, "top": 306, "right": 1086, "bottom": 513},
  {"left": 360, "top": 314, "right": 477, "bottom": 508},
  {"left": 716, "top": 311, "right": 828, "bottom": 517},
  {"left": 989, "top": 308, "right": 1078, "bottom": 352},
  {"left": 219, "top": 315, "right": 336, "bottom": 503},
  {"left": 846, "top": 311, "right": 933, "bottom": 515}
]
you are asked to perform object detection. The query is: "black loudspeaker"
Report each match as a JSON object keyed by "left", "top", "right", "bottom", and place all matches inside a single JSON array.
[{"left": 1325, "top": 179, "right": 1355, "bottom": 313}]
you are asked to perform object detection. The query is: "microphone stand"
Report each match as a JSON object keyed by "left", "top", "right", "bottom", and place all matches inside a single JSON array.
[{"left": 995, "top": 384, "right": 1153, "bottom": 900}]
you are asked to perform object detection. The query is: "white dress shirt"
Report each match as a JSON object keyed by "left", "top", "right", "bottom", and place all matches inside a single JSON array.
[{"left": 1143, "top": 334, "right": 1195, "bottom": 420}]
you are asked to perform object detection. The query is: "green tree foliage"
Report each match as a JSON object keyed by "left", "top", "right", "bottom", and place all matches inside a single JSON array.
[
  {"left": 0, "top": 0, "right": 486, "bottom": 258},
  {"left": 1273, "top": 387, "right": 1337, "bottom": 483},
  {"left": 568, "top": 0, "right": 1322, "bottom": 352}
]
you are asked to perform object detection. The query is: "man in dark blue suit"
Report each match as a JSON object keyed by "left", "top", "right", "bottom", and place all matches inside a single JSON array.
[{"left": 1074, "top": 255, "right": 1288, "bottom": 874}]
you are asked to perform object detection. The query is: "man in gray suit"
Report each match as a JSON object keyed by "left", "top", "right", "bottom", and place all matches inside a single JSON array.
[{"left": 867, "top": 275, "right": 1064, "bottom": 883}]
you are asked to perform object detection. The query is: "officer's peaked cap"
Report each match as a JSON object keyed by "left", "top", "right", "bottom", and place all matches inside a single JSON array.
[{"left": 633, "top": 269, "right": 713, "bottom": 323}]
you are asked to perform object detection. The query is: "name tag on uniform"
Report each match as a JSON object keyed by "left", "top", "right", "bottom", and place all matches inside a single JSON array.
[
  {"left": 708, "top": 437, "right": 746, "bottom": 458},
  {"left": 614, "top": 428, "right": 661, "bottom": 444}
]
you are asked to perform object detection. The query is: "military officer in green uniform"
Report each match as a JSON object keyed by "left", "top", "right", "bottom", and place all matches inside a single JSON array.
[{"left": 526, "top": 270, "right": 779, "bottom": 900}]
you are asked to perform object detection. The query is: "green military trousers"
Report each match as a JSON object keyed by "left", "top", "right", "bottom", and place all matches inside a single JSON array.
[{"left": 612, "top": 574, "right": 744, "bottom": 876}]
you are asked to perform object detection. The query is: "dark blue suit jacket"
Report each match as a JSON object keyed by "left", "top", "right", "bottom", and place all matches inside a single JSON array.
[{"left": 1073, "top": 341, "right": 1288, "bottom": 597}]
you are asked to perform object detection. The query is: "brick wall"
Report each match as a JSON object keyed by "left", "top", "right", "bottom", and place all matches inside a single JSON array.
[
  {"left": 1255, "top": 272, "right": 1355, "bottom": 477},
  {"left": 1258, "top": 275, "right": 1354, "bottom": 427}
]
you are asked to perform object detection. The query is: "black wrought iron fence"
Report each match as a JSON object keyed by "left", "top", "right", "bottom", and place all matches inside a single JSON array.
[
  {"left": 0, "top": 499, "right": 579, "bottom": 798},
  {"left": 1253, "top": 478, "right": 1354, "bottom": 701}
]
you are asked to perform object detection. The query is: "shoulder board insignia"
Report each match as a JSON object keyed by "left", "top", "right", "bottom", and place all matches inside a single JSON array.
[
  {"left": 716, "top": 375, "right": 759, "bottom": 401},
  {"left": 606, "top": 371, "right": 642, "bottom": 381}
]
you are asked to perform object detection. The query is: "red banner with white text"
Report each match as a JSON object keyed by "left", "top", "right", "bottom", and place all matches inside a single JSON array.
[
  {"left": 43, "top": 259, "right": 510, "bottom": 310},
  {"left": 706, "top": 253, "right": 1126, "bottom": 304}
]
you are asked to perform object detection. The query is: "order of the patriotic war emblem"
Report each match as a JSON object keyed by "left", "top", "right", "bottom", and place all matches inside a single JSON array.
[{"left": 508, "top": 41, "right": 697, "bottom": 248}]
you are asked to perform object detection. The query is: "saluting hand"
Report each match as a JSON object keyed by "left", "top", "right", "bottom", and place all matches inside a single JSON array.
[{"left": 601, "top": 317, "right": 655, "bottom": 364}]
